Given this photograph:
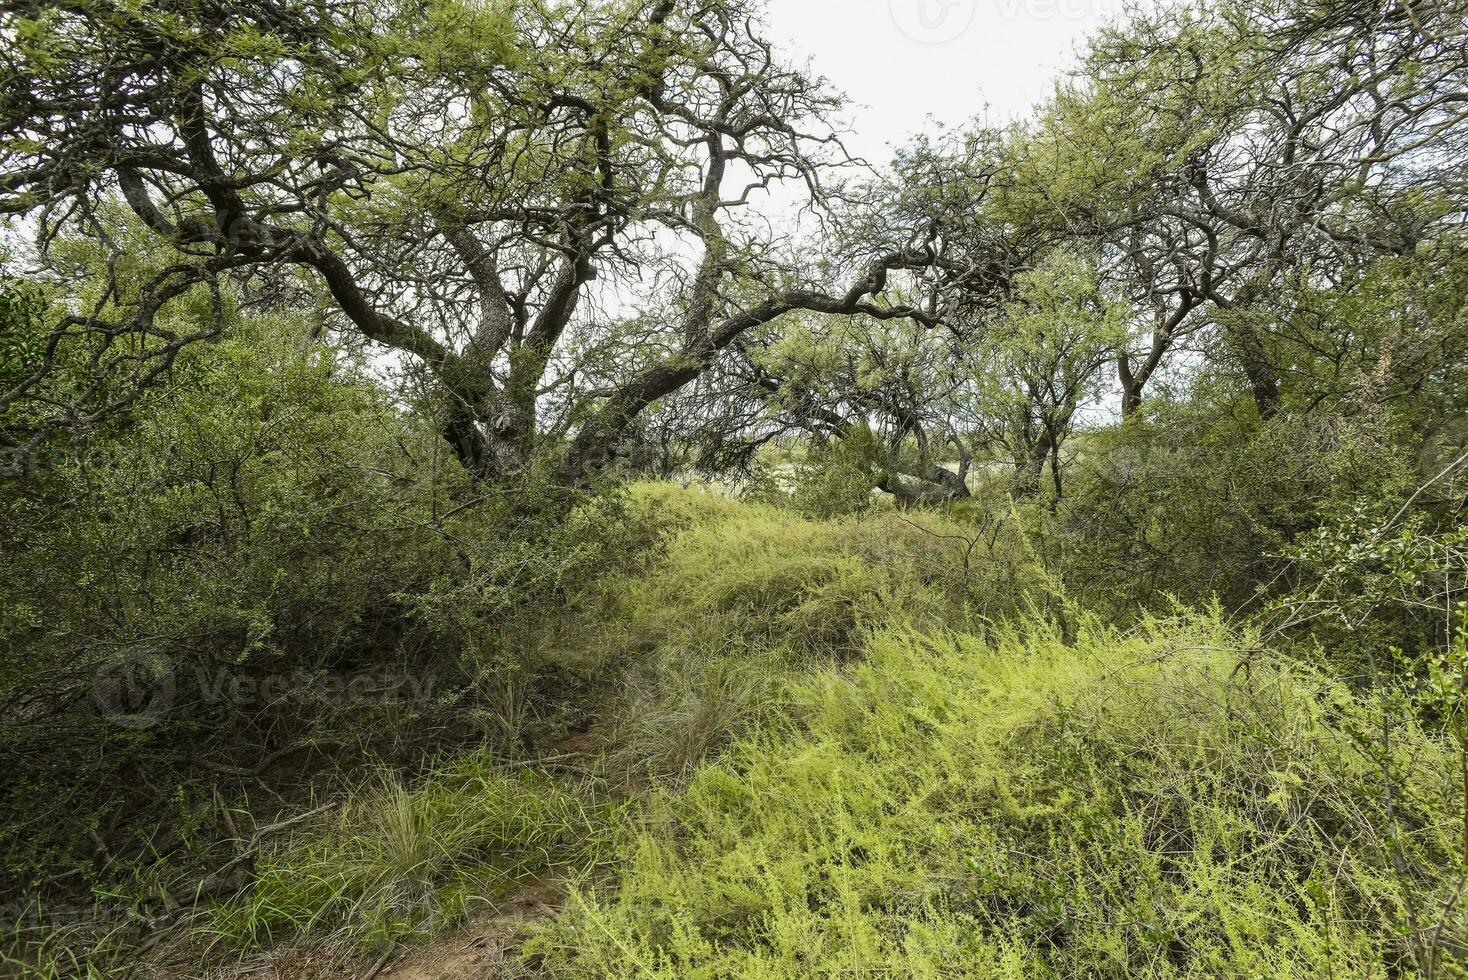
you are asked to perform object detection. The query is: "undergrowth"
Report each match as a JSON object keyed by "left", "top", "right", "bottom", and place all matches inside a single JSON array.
[
  {"left": 529, "top": 616, "right": 1466, "bottom": 977},
  {"left": 591, "top": 484, "right": 1049, "bottom": 780},
  {"left": 14, "top": 487, "right": 1461, "bottom": 978},
  {"left": 208, "top": 753, "right": 616, "bottom": 952}
]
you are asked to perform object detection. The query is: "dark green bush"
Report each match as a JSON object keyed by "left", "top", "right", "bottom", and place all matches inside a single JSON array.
[{"left": 1041, "top": 404, "right": 1415, "bottom": 620}]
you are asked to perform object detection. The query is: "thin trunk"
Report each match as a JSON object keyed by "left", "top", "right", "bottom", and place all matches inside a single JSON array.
[
  {"left": 1119, "top": 353, "right": 1145, "bottom": 418},
  {"left": 1229, "top": 321, "right": 1282, "bottom": 419},
  {"left": 1049, "top": 436, "right": 1063, "bottom": 507},
  {"left": 1011, "top": 433, "right": 1052, "bottom": 498}
]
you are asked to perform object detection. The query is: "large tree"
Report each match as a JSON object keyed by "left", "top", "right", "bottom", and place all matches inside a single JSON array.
[
  {"left": 1022, "top": 0, "right": 1468, "bottom": 418},
  {"left": 0, "top": 0, "right": 938, "bottom": 483}
]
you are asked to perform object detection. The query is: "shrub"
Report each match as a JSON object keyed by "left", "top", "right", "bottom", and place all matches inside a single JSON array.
[
  {"left": 1044, "top": 405, "right": 1415, "bottom": 619},
  {"left": 0, "top": 314, "right": 457, "bottom": 893},
  {"left": 530, "top": 617, "right": 1464, "bottom": 977},
  {"left": 614, "top": 491, "right": 1039, "bottom": 658},
  {"left": 0, "top": 315, "right": 649, "bottom": 901},
  {"left": 212, "top": 753, "right": 613, "bottom": 951},
  {"left": 1269, "top": 471, "right": 1468, "bottom": 679},
  {"left": 788, "top": 436, "right": 883, "bottom": 520}
]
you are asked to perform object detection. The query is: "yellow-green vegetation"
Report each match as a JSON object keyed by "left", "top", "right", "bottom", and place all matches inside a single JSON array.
[
  {"left": 620, "top": 483, "right": 1040, "bottom": 653},
  {"left": 595, "top": 485, "right": 1048, "bottom": 780},
  {"left": 4, "top": 0, "right": 1466, "bottom": 973},
  {"left": 211, "top": 756, "right": 613, "bottom": 951},
  {"left": 532, "top": 617, "right": 1462, "bottom": 977},
  {"left": 198, "top": 488, "right": 1054, "bottom": 958},
  {"left": 186, "top": 489, "right": 1464, "bottom": 978}
]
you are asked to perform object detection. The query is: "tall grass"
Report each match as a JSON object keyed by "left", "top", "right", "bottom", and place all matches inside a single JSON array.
[
  {"left": 529, "top": 616, "right": 1465, "bottom": 977},
  {"left": 209, "top": 753, "right": 616, "bottom": 951},
  {"left": 594, "top": 485, "right": 1048, "bottom": 781}
]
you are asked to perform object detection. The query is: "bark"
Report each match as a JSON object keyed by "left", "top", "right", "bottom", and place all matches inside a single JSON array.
[
  {"left": 1118, "top": 293, "right": 1195, "bottom": 418},
  {"left": 1010, "top": 429, "right": 1055, "bottom": 499},
  {"left": 557, "top": 250, "right": 939, "bottom": 485},
  {"left": 1227, "top": 321, "right": 1282, "bottom": 419},
  {"left": 878, "top": 460, "right": 972, "bottom": 506}
]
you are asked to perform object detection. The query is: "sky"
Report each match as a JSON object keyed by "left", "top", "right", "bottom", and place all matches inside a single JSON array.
[{"left": 763, "top": 0, "right": 1129, "bottom": 166}]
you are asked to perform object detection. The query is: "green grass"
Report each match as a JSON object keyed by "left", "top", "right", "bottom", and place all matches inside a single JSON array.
[
  {"left": 1, "top": 911, "right": 132, "bottom": 980},
  {"left": 62, "top": 486, "right": 1461, "bottom": 978},
  {"left": 620, "top": 483, "right": 1046, "bottom": 655},
  {"left": 208, "top": 753, "right": 616, "bottom": 951},
  {"left": 528, "top": 616, "right": 1466, "bottom": 977},
  {"left": 590, "top": 485, "right": 1048, "bottom": 781}
]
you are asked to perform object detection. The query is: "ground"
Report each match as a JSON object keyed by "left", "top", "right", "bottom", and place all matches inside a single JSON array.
[{"left": 150, "top": 880, "right": 560, "bottom": 980}]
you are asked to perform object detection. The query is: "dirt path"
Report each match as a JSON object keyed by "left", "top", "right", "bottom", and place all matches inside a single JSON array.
[
  {"left": 372, "top": 879, "right": 559, "bottom": 980},
  {"left": 157, "top": 879, "right": 561, "bottom": 980}
]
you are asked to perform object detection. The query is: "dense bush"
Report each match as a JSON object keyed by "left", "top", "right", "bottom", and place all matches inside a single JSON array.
[
  {"left": 0, "top": 316, "right": 444, "bottom": 890},
  {"left": 1041, "top": 404, "right": 1415, "bottom": 620},
  {"left": 0, "top": 315, "right": 647, "bottom": 902},
  {"left": 532, "top": 617, "right": 1465, "bottom": 978}
]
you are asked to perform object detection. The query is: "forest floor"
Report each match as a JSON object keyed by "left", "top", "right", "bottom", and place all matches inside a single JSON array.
[
  {"left": 12, "top": 485, "right": 1461, "bottom": 978},
  {"left": 160, "top": 878, "right": 559, "bottom": 980}
]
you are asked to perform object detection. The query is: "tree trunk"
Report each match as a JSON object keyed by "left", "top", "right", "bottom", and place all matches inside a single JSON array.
[
  {"left": 1228, "top": 322, "right": 1282, "bottom": 419},
  {"left": 879, "top": 464, "right": 971, "bottom": 506},
  {"left": 1010, "top": 435, "right": 1052, "bottom": 498},
  {"left": 1119, "top": 354, "right": 1145, "bottom": 418}
]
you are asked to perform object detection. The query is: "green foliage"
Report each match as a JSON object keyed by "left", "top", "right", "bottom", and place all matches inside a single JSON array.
[
  {"left": 1044, "top": 405, "right": 1416, "bottom": 619},
  {"left": 0, "top": 310, "right": 647, "bottom": 897},
  {"left": 607, "top": 648, "right": 789, "bottom": 783},
  {"left": 2, "top": 0, "right": 1466, "bottom": 975},
  {"left": 1, "top": 915, "right": 132, "bottom": 980},
  {"left": 531, "top": 617, "right": 1465, "bottom": 977},
  {"left": 211, "top": 754, "right": 612, "bottom": 951},
  {"left": 789, "top": 436, "right": 882, "bottom": 519},
  {"left": 409, "top": 474, "right": 650, "bottom": 676},
  {"left": 0, "top": 272, "right": 48, "bottom": 391},
  {"left": 1271, "top": 467, "right": 1468, "bottom": 677},
  {"left": 747, "top": 430, "right": 891, "bottom": 520},
  {"left": 0, "top": 312, "right": 447, "bottom": 886},
  {"left": 1275, "top": 235, "right": 1468, "bottom": 433},
  {"left": 616, "top": 486, "right": 1031, "bottom": 658},
  {"left": 588, "top": 485, "right": 1046, "bottom": 781},
  {"left": 965, "top": 249, "right": 1127, "bottom": 498}
]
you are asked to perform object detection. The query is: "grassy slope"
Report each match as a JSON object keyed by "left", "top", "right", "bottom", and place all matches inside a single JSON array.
[
  {"left": 533, "top": 619, "right": 1460, "bottom": 977},
  {"left": 193, "top": 486, "right": 1464, "bottom": 977}
]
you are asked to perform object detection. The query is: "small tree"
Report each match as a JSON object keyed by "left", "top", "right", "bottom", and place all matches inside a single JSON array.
[{"left": 969, "top": 250, "right": 1126, "bottom": 500}]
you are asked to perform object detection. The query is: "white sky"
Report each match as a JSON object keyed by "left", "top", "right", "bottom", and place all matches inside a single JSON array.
[{"left": 764, "top": 0, "right": 1129, "bottom": 166}]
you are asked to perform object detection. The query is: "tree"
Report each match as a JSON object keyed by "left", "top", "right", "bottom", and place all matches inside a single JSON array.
[
  {"left": 741, "top": 311, "right": 977, "bottom": 504},
  {"left": 1028, "top": 0, "right": 1468, "bottom": 418},
  {"left": 968, "top": 249, "right": 1125, "bottom": 500},
  {"left": 0, "top": 0, "right": 939, "bottom": 483}
]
